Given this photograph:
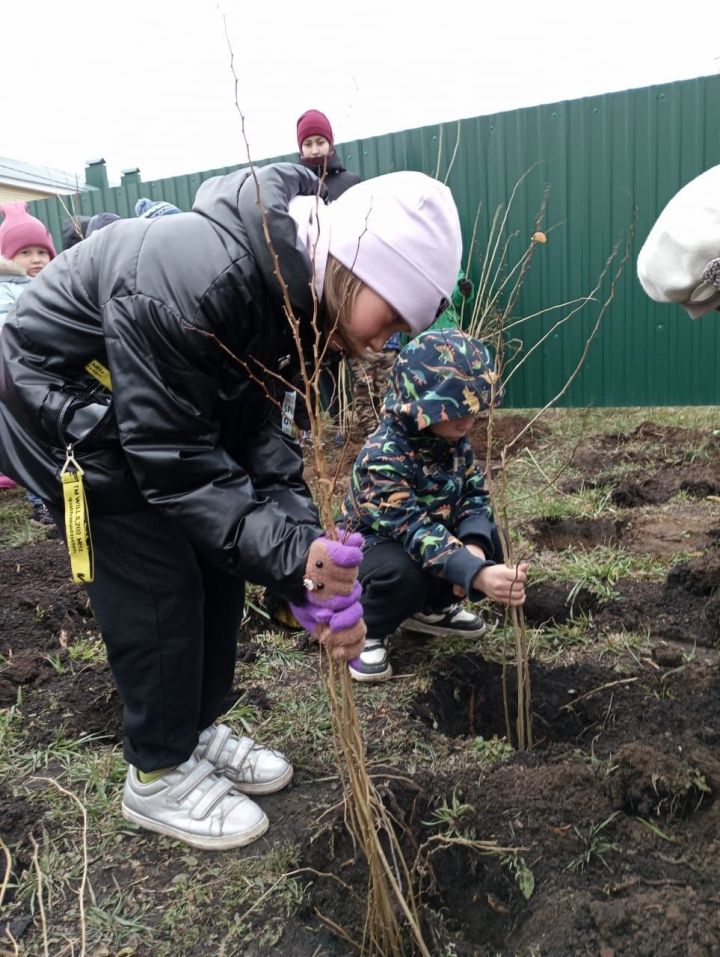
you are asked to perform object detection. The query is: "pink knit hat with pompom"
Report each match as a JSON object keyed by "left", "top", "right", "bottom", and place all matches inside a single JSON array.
[{"left": 0, "top": 202, "right": 56, "bottom": 260}]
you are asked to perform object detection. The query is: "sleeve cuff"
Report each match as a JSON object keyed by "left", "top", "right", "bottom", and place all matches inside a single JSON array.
[
  {"left": 444, "top": 548, "right": 497, "bottom": 600},
  {"left": 461, "top": 533, "right": 493, "bottom": 556},
  {"left": 458, "top": 514, "right": 495, "bottom": 547}
]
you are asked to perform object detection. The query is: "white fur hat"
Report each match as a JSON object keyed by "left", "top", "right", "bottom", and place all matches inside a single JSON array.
[
  {"left": 326, "top": 172, "right": 462, "bottom": 334},
  {"left": 637, "top": 164, "right": 720, "bottom": 319}
]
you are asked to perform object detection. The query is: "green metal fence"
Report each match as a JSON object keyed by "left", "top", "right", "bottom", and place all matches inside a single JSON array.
[{"left": 29, "top": 74, "right": 720, "bottom": 407}]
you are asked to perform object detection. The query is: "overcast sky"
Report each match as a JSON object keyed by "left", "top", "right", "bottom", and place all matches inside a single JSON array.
[{"left": 4, "top": 0, "right": 718, "bottom": 185}]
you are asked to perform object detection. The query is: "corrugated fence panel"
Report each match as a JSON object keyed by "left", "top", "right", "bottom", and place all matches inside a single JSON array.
[{"left": 27, "top": 74, "right": 720, "bottom": 406}]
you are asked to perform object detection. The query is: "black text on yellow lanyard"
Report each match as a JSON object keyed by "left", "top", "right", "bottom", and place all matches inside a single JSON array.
[{"left": 59, "top": 360, "right": 114, "bottom": 584}]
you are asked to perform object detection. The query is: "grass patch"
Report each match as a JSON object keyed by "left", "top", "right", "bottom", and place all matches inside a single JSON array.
[
  {"left": 0, "top": 487, "right": 40, "bottom": 548},
  {"left": 542, "top": 546, "right": 667, "bottom": 606}
]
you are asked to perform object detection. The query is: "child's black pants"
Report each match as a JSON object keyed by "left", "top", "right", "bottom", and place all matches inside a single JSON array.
[
  {"left": 51, "top": 506, "right": 245, "bottom": 772},
  {"left": 358, "top": 540, "right": 458, "bottom": 641}
]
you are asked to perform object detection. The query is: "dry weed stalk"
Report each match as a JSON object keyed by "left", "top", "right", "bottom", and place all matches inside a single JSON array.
[
  {"left": 0, "top": 934, "right": 19, "bottom": 957},
  {"left": 221, "top": 20, "right": 429, "bottom": 954},
  {"left": 0, "top": 837, "right": 20, "bottom": 957},
  {"left": 32, "top": 777, "right": 90, "bottom": 957},
  {"left": 0, "top": 837, "right": 11, "bottom": 910},
  {"left": 469, "top": 175, "right": 633, "bottom": 749},
  {"left": 28, "top": 835, "right": 50, "bottom": 957}
]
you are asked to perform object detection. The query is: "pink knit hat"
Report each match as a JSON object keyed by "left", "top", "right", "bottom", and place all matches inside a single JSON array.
[
  {"left": 326, "top": 172, "right": 463, "bottom": 334},
  {"left": 297, "top": 109, "right": 334, "bottom": 150},
  {"left": 0, "top": 202, "right": 57, "bottom": 260}
]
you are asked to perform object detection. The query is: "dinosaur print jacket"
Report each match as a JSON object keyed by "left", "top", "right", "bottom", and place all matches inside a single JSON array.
[{"left": 342, "top": 329, "right": 503, "bottom": 599}]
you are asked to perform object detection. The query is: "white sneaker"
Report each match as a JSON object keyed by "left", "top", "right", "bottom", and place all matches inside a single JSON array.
[
  {"left": 195, "top": 723, "right": 293, "bottom": 795},
  {"left": 121, "top": 754, "right": 268, "bottom": 850},
  {"left": 401, "top": 604, "right": 487, "bottom": 638},
  {"left": 348, "top": 638, "right": 393, "bottom": 683}
]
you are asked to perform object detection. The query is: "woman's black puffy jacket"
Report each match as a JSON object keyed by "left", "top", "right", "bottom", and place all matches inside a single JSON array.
[{"left": 0, "top": 163, "right": 326, "bottom": 596}]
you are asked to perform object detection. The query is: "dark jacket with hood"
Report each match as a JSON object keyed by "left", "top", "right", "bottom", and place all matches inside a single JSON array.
[
  {"left": 301, "top": 152, "right": 361, "bottom": 202},
  {"left": 342, "top": 330, "right": 500, "bottom": 599},
  {"left": 0, "top": 163, "right": 326, "bottom": 599}
]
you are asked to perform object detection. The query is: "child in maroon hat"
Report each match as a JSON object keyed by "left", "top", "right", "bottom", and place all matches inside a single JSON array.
[{"left": 296, "top": 109, "right": 360, "bottom": 202}]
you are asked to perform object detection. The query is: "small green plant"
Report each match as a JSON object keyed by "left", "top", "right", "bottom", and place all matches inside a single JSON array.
[
  {"left": 652, "top": 669, "right": 682, "bottom": 702},
  {"left": 86, "top": 885, "right": 155, "bottom": 949},
  {"left": 502, "top": 853, "right": 535, "bottom": 900},
  {"left": 567, "top": 811, "right": 620, "bottom": 872},
  {"left": 0, "top": 488, "right": 37, "bottom": 547},
  {"left": 255, "top": 642, "right": 306, "bottom": 678},
  {"left": 0, "top": 691, "right": 23, "bottom": 752},
  {"left": 224, "top": 698, "right": 261, "bottom": 732},
  {"left": 565, "top": 548, "right": 632, "bottom": 607},
  {"left": 42, "top": 651, "right": 66, "bottom": 675},
  {"left": 549, "top": 483, "right": 618, "bottom": 521},
  {"left": 423, "top": 790, "right": 475, "bottom": 839},
  {"left": 669, "top": 767, "right": 712, "bottom": 815},
  {"left": 597, "top": 627, "right": 653, "bottom": 663},
  {"left": 471, "top": 735, "right": 515, "bottom": 763},
  {"left": 529, "top": 611, "right": 594, "bottom": 662},
  {"left": 22, "top": 730, "right": 113, "bottom": 774},
  {"left": 67, "top": 634, "right": 107, "bottom": 666}
]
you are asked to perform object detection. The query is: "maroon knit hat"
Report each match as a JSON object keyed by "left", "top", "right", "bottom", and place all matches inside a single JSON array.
[
  {"left": 0, "top": 202, "right": 56, "bottom": 260},
  {"left": 296, "top": 109, "right": 334, "bottom": 150}
]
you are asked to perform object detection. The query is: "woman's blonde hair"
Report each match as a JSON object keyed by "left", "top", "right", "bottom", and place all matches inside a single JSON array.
[{"left": 320, "top": 254, "right": 366, "bottom": 354}]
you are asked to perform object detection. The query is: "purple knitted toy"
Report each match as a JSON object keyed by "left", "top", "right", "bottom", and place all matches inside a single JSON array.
[{"left": 289, "top": 531, "right": 365, "bottom": 648}]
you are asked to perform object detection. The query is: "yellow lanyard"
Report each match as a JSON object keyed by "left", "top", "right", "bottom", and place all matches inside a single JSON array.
[
  {"left": 85, "top": 360, "right": 112, "bottom": 391},
  {"left": 60, "top": 444, "right": 94, "bottom": 584},
  {"left": 55, "top": 360, "right": 112, "bottom": 584}
]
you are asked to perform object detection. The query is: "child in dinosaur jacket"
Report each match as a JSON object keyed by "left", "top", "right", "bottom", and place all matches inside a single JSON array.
[{"left": 342, "top": 327, "right": 528, "bottom": 681}]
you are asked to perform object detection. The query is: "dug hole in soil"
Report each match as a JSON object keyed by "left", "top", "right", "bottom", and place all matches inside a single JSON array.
[{"left": 2, "top": 416, "right": 720, "bottom": 956}]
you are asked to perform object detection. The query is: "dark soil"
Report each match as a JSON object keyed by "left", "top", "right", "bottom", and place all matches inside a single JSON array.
[{"left": 2, "top": 416, "right": 720, "bottom": 956}]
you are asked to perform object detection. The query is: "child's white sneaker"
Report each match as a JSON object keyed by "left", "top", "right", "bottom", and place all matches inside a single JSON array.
[
  {"left": 195, "top": 723, "right": 293, "bottom": 795},
  {"left": 402, "top": 604, "right": 487, "bottom": 638},
  {"left": 121, "top": 754, "right": 268, "bottom": 850},
  {"left": 348, "top": 637, "right": 392, "bottom": 683}
]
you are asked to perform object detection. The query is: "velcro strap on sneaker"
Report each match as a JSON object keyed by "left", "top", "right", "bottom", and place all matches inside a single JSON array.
[
  {"left": 202, "top": 723, "right": 232, "bottom": 765},
  {"left": 166, "top": 759, "right": 218, "bottom": 803},
  {"left": 190, "top": 776, "right": 238, "bottom": 821},
  {"left": 225, "top": 736, "right": 255, "bottom": 774}
]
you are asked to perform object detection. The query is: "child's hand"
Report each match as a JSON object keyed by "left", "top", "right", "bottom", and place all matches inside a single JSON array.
[{"left": 473, "top": 562, "right": 528, "bottom": 606}]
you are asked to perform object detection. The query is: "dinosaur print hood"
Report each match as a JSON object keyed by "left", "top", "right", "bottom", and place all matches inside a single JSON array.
[{"left": 384, "top": 328, "right": 500, "bottom": 433}]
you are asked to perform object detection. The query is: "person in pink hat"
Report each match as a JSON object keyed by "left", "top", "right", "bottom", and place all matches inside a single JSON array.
[
  {"left": 0, "top": 203, "right": 56, "bottom": 510},
  {"left": 0, "top": 201, "right": 56, "bottom": 278}
]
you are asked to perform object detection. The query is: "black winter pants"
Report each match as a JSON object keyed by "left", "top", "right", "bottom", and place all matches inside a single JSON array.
[
  {"left": 55, "top": 507, "right": 245, "bottom": 771},
  {"left": 359, "top": 541, "right": 458, "bottom": 642},
  {"left": 359, "top": 532, "right": 504, "bottom": 642}
]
